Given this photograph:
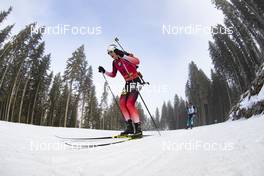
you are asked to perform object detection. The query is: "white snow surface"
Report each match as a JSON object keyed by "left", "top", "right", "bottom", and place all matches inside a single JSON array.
[
  {"left": 1, "top": 116, "right": 264, "bottom": 176},
  {"left": 240, "top": 84, "right": 264, "bottom": 109}
]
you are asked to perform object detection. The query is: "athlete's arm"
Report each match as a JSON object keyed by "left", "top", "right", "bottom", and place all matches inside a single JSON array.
[{"left": 105, "top": 61, "right": 117, "bottom": 77}]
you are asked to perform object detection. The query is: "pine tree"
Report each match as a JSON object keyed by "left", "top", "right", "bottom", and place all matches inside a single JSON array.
[
  {"left": 154, "top": 108, "right": 160, "bottom": 129},
  {"left": 166, "top": 101, "right": 175, "bottom": 130},
  {"left": 185, "top": 61, "right": 211, "bottom": 126},
  {"left": 63, "top": 45, "right": 87, "bottom": 127},
  {"left": 209, "top": 70, "right": 231, "bottom": 123},
  {"left": 47, "top": 73, "right": 62, "bottom": 126},
  {"left": 173, "top": 95, "right": 180, "bottom": 129},
  {"left": 160, "top": 102, "right": 168, "bottom": 130},
  {"left": 178, "top": 98, "right": 187, "bottom": 129},
  {"left": 2, "top": 23, "right": 44, "bottom": 122},
  {"left": 81, "top": 66, "right": 101, "bottom": 129},
  {"left": 211, "top": 0, "right": 264, "bottom": 89},
  {"left": 208, "top": 0, "right": 264, "bottom": 122},
  {"left": 0, "top": 7, "right": 12, "bottom": 24},
  {"left": 99, "top": 81, "right": 109, "bottom": 129},
  {"left": 30, "top": 51, "right": 51, "bottom": 125},
  {"left": 138, "top": 102, "right": 148, "bottom": 130}
]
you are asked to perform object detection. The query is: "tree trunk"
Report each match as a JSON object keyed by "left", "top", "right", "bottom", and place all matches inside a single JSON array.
[
  {"left": 26, "top": 91, "right": 32, "bottom": 124},
  {"left": 5, "top": 61, "right": 23, "bottom": 121},
  {"left": 18, "top": 77, "right": 29, "bottom": 123},
  {"left": 64, "top": 81, "right": 72, "bottom": 127},
  {"left": 75, "top": 93, "right": 81, "bottom": 128},
  {"left": 0, "top": 58, "right": 12, "bottom": 90},
  {"left": 80, "top": 96, "right": 85, "bottom": 128},
  {"left": 30, "top": 82, "right": 40, "bottom": 124},
  {"left": 11, "top": 75, "right": 23, "bottom": 122}
]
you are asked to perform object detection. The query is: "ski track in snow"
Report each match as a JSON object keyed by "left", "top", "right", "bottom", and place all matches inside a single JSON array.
[{"left": 0, "top": 116, "right": 264, "bottom": 176}]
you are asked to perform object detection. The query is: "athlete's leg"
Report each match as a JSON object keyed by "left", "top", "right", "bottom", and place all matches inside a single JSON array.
[
  {"left": 187, "top": 115, "right": 191, "bottom": 128},
  {"left": 126, "top": 90, "right": 140, "bottom": 123},
  {"left": 120, "top": 92, "right": 134, "bottom": 135},
  {"left": 119, "top": 93, "right": 131, "bottom": 121},
  {"left": 190, "top": 114, "right": 194, "bottom": 128}
]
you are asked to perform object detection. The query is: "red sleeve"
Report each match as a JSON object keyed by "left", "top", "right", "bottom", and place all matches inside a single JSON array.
[
  {"left": 123, "top": 55, "right": 140, "bottom": 65},
  {"left": 105, "top": 61, "right": 117, "bottom": 77}
]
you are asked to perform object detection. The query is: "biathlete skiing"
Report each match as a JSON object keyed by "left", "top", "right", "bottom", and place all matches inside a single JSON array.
[{"left": 98, "top": 44, "right": 144, "bottom": 138}]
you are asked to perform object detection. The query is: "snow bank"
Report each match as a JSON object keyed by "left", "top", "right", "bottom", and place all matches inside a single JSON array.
[
  {"left": 240, "top": 85, "right": 264, "bottom": 109},
  {"left": 229, "top": 64, "right": 264, "bottom": 120}
]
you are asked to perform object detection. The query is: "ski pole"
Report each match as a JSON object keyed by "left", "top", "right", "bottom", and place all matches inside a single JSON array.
[
  {"left": 138, "top": 93, "right": 161, "bottom": 135},
  {"left": 114, "top": 37, "right": 161, "bottom": 135},
  {"left": 114, "top": 37, "right": 125, "bottom": 51},
  {"left": 101, "top": 73, "right": 125, "bottom": 120}
]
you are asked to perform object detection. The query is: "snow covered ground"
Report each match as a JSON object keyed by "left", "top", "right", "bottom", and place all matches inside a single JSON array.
[
  {"left": 0, "top": 116, "right": 264, "bottom": 176},
  {"left": 240, "top": 85, "right": 264, "bottom": 109}
]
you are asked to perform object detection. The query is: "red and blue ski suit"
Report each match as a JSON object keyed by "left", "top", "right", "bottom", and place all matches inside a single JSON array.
[{"left": 105, "top": 55, "right": 141, "bottom": 123}]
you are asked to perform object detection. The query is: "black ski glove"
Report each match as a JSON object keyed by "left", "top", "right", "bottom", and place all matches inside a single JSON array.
[{"left": 98, "top": 66, "right": 105, "bottom": 73}]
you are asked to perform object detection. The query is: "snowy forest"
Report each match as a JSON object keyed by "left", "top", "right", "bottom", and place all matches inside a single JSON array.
[
  {"left": 160, "top": 0, "right": 264, "bottom": 129},
  {"left": 0, "top": 0, "right": 264, "bottom": 131}
]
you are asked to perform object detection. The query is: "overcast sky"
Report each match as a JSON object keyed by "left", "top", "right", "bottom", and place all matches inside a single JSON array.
[{"left": 1, "top": 0, "right": 224, "bottom": 114}]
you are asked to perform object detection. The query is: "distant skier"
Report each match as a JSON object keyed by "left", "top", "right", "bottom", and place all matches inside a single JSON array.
[
  {"left": 98, "top": 44, "right": 143, "bottom": 138},
  {"left": 186, "top": 102, "right": 196, "bottom": 129}
]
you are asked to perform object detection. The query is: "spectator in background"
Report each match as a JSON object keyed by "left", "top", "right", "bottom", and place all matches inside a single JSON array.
[{"left": 186, "top": 102, "right": 197, "bottom": 129}]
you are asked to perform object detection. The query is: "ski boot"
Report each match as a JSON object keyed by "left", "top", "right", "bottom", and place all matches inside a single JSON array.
[
  {"left": 120, "top": 119, "right": 134, "bottom": 137},
  {"left": 132, "top": 122, "right": 143, "bottom": 139}
]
